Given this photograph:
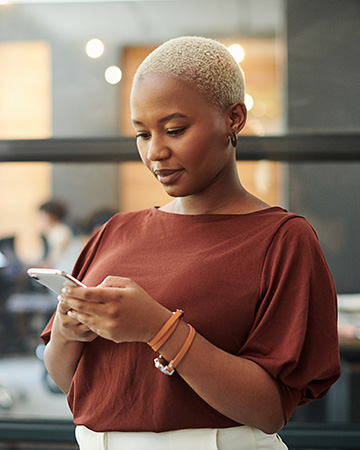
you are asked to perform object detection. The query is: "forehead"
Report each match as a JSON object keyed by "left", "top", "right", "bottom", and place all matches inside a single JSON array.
[{"left": 130, "top": 73, "right": 215, "bottom": 119}]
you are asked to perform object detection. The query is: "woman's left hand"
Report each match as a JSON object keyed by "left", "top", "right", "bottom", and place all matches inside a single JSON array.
[{"left": 58, "top": 276, "right": 171, "bottom": 343}]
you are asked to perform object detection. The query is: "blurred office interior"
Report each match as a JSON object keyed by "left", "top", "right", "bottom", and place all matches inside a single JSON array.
[{"left": 0, "top": 0, "right": 359, "bottom": 447}]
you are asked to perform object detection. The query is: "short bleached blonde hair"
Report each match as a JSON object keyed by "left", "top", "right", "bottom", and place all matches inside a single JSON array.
[{"left": 132, "top": 36, "right": 245, "bottom": 111}]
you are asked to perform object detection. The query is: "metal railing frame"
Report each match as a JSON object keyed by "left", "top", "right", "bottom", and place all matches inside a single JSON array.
[{"left": 0, "top": 134, "right": 360, "bottom": 163}]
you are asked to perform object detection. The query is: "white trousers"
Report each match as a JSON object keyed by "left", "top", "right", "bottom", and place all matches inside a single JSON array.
[{"left": 75, "top": 425, "right": 288, "bottom": 450}]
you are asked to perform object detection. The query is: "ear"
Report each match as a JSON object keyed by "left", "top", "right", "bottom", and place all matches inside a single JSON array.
[{"left": 228, "top": 101, "right": 247, "bottom": 134}]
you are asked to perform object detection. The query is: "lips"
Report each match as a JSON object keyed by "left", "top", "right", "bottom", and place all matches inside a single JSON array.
[{"left": 154, "top": 169, "right": 184, "bottom": 185}]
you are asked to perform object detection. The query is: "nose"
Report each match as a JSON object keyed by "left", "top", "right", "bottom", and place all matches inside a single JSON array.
[{"left": 146, "top": 135, "right": 171, "bottom": 161}]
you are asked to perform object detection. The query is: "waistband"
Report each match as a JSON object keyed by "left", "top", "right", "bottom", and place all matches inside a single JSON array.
[{"left": 75, "top": 425, "right": 288, "bottom": 450}]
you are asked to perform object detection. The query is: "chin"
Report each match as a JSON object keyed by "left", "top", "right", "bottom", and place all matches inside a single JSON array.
[{"left": 161, "top": 186, "right": 186, "bottom": 197}]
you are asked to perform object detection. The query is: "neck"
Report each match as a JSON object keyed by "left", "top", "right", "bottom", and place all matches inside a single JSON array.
[
  {"left": 162, "top": 182, "right": 270, "bottom": 216},
  {"left": 160, "top": 160, "right": 270, "bottom": 215}
]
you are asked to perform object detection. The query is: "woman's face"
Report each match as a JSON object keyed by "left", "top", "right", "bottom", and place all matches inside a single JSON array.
[{"left": 130, "top": 74, "right": 235, "bottom": 199}]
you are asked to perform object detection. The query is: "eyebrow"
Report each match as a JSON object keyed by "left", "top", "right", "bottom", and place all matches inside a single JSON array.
[{"left": 131, "top": 112, "right": 189, "bottom": 126}]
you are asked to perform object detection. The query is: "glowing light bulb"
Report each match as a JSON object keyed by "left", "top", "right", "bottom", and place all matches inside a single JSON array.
[
  {"left": 245, "top": 93, "right": 254, "bottom": 111},
  {"left": 105, "top": 66, "right": 122, "bottom": 85},
  {"left": 86, "top": 38, "right": 104, "bottom": 59},
  {"left": 227, "top": 44, "right": 245, "bottom": 63}
]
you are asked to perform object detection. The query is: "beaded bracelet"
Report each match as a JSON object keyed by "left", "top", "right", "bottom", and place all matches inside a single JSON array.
[
  {"left": 147, "top": 309, "right": 184, "bottom": 352},
  {"left": 154, "top": 324, "right": 196, "bottom": 376}
]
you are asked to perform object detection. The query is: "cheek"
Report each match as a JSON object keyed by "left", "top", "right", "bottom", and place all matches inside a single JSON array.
[
  {"left": 136, "top": 142, "right": 149, "bottom": 166},
  {"left": 200, "top": 115, "right": 229, "bottom": 149},
  {"left": 186, "top": 127, "right": 227, "bottom": 164}
]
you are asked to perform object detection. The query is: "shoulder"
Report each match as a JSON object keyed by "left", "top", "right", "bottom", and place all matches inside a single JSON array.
[
  {"left": 275, "top": 213, "right": 319, "bottom": 246},
  {"left": 262, "top": 210, "right": 328, "bottom": 273},
  {"left": 102, "top": 208, "right": 155, "bottom": 229},
  {"left": 72, "top": 209, "right": 154, "bottom": 278},
  {"left": 246, "top": 207, "right": 317, "bottom": 242},
  {"left": 260, "top": 208, "right": 318, "bottom": 240},
  {"left": 256, "top": 208, "right": 325, "bottom": 272}
]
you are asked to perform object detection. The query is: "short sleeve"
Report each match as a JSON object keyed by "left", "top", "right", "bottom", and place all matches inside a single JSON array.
[{"left": 237, "top": 217, "right": 341, "bottom": 423}]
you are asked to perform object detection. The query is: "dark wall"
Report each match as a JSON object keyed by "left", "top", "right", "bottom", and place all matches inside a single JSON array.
[
  {"left": 287, "top": 0, "right": 360, "bottom": 133},
  {"left": 287, "top": 0, "right": 360, "bottom": 293}
]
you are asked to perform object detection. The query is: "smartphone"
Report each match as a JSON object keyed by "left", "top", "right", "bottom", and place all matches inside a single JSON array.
[{"left": 27, "top": 268, "right": 86, "bottom": 295}]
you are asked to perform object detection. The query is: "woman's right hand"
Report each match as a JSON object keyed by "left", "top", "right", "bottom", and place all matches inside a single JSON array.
[{"left": 56, "top": 296, "right": 98, "bottom": 342}]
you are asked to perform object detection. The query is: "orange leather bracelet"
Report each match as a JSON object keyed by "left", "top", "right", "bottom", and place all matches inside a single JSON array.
[
  {"left": 147, "top": 309, "right": 184, "bottom": 352},
  {"left": 154, "top": 324, "right": 196, "bottom": 376},
  {"left": 150, "top": 319, "right": 180, "bottom": 352}
]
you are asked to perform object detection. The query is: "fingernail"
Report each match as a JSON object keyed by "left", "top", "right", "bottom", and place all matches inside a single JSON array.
[{"left": 62, "top": 286, "right": 71, "bottom": 294}]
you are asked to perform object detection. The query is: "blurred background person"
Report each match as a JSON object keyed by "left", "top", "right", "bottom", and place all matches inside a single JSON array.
[{"left": 38, "top": 200, "right": 81, "bottom": 273}]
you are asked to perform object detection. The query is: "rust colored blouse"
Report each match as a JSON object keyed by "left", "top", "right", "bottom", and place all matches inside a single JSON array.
[{"left": 42, "top": 207, "right": 340, "bottom": 432}]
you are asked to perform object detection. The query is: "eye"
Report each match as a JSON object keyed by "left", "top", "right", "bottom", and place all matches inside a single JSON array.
[
  {"left": 136, "top": 132, "right": 151, "bottom": 141},
  {"left": 166, "top": 126, "right": 188, "bottom": 137}
]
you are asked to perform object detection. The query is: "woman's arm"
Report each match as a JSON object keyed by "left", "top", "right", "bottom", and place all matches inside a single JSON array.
[
  {"left": 43, "top": 304, "right": 97, "bottom": 393},
  {"left": 60, "top": 277, "right": 285, "bottom": 433},
  {"left": 157, "top": 319, "right": 285, "bottom": 434}
]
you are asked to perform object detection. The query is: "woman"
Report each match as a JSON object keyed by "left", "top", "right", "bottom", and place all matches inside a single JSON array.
[
  {"left": 41, "top": 36, "right": 340, "bottom": 450},
  {"left": 38, "top": 200, "right": 78, "bottom": 272}
]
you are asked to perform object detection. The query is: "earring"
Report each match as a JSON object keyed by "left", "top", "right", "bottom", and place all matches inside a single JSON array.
[{"left": 230, "top": 133, "right": 238, "bottom": 148}]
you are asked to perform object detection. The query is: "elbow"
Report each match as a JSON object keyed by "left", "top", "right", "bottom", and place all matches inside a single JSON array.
[
  {"left": 231, "top": 404, "right": 285, "bottom": 434},
  {"left": 256, "top": 413, "right": 285, "bottom": 435},
  {"left": 43, "top": 346, "right": 72, "bottom": 394},
  {"left": 260, "top": 421, "right": 285, "bottom": 435}
]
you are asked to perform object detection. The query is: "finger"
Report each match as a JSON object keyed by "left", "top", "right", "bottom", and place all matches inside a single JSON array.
[
  {"left": 67, "top": 309, "right": 95, "bottom": 330},
  {"left": 61, "top": 285, "right": 88, "bottom": 299},
  {"left": 61, "top": 294, "right": 103, "bottom": 316},
  {"left": 61, "top": 285, "right": 109, "bottom": 303},
  {"left": 57, "top": 295, "right": 71, "bottom": 313},
  {"left": 61, "top": 314, "right": 98, "bottom": 341},
  {"left": 98, "top": 276, "right": 133, "bottom": 288}
]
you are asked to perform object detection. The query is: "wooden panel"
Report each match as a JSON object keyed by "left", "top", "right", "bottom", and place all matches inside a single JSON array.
[
  {"left": 120, "top": 45, "right": 156, "bottom": 136},
  {"left": 236, "top": 160, "right": 283, "bottom": 207},
  {"left": 0, "top": 41, "right": 51, "bottom": 139},
  {"left": 0, "top": 41, "right": 52, "bottom": 262}
]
